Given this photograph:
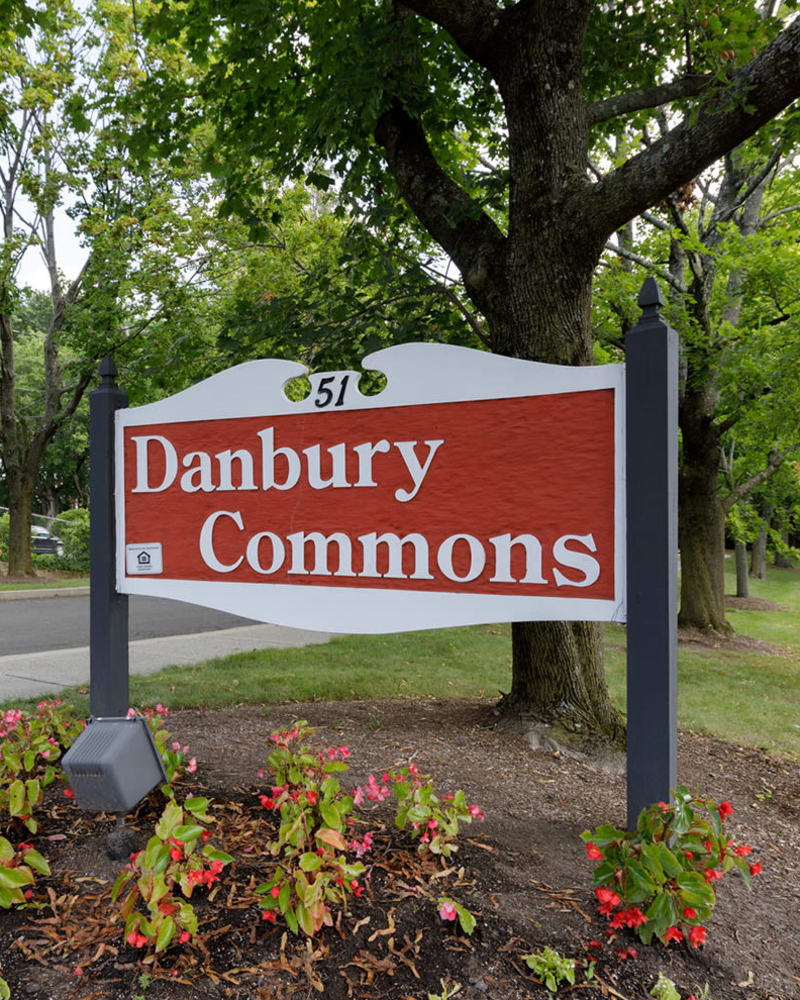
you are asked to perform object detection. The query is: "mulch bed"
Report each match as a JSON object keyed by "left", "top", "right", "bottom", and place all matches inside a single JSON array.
[{"left": 2, "top": 698, "right": 799, "bottom": 1000}]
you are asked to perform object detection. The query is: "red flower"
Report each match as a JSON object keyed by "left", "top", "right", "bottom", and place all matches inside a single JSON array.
[
  {"left": 261, "top": 910, "right": 276, "bottom": 922},
  {"left": 585, "top": 842, "right": 604, "bottom": 861},
  {"left": 305, "top": 790, "right": 318, "bottom": 805},
  {"left": 704, "top": 867, "right": 721, "bottom": 882},
  {"left": 620, "top": 907, "right": 647, "bottom": 928},
  {"left": 657, "top": 801, "right": 670, "bottom": 813},
  {"left": 682, "top": 906, "right": 697, "bottom": 920},
  {"left": 169, "top": 846, "right": 182, "bottom": 861},
  {"left": 595, "top": 887, "right": 620, "bottom": 907},
  {"left": 271, "top": 885, "right": 280, "bottom": 898},
  {"left": 749, "top": 861, "right": 762, "bottom": 876},
  {"left": 735, "top": 844, "right": 752, "bottom": 857},
  {"left": 718, "top": 801, "right": 733, "bottom": 821},
  {"left": 608, "top": 912, "right": 625, "bottom": 930},
  {"left": 688, "top": 925, "right": 707, "bottom": 948},
  {"left": 63, "top": 787, "right": 75, "bottom": 798},
  {"left": 179, "top": 930, "right": 191, "bottom": 943},
  {"left": 259, "top": 795, "right": 275, "bottom": 810},
  {"left": 664, "top": 926, "right": 683, "bottom": 944},
  {"left": 158, "top": 901, "right": 177, "bottom": 916}
]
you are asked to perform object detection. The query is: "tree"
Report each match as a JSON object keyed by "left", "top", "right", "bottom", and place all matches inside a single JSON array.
[
  {"left": 143, "top": 0, "right": 800, "bottom": 739},
  {"left": 596, "top": 148, "right": 800, "bottom": 631},
  {"left": 0, "top": 0, "right": 227, "bottom": 575}
]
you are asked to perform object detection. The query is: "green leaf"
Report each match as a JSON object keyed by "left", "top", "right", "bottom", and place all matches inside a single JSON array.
[
  {"left": 173, "top": 824, "right": 205, "bottom": 842},
  {"left": 320, "top": 803, "right": 341, "bottom": 830},
  {"left": 299, "top": 852, "right": 322, "bottom": 871},
  {"left": 155, "top": 915, "right": 175, "bottom": 953},
  {"left": 455, "top": 903, "right": 475, "bottom": 935},
  {"left": 22, "top": 849, "right": 50, "bottom": 876},
  {"left": 0, "top": 866, "right": 33, "bottom": 889},
  {"left": 8, "top": 780, "right": 24, "bottom": 816},
  {"left": 285, "top": 905, "right": 299, "bottom": 935},
  {"left": 26, "top": 779, "right": 41, "bottom": 807},
  {"left": 0, "top": 840, "right": 14, "bottom": 864},
  {"left": 657, "top": 843, "right": 684, "bottom": 879}
]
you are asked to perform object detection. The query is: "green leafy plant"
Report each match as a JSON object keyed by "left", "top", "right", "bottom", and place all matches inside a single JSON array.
[
  {"left": 1, "top": 700, "right": 83, "bottom": 832},
  {"left": 521, "top": 945, "right": 576, "bottom": 993},
  {"left": 111, "top": 796, "right": 232, "bottom": 958},
  {"left": 427, "top": 980, "right": 462, "bottom": 1000},
  {"left": 386, "top": 762, "right": 484, "bottom": 858},
  {"left": 650, "top": 972, "right": 681, "bottom": 1000},
  {"left": 437, "top": 896, "right": 475, "bottom": 935},
  {"left": 0, "top": 835, "right": 50, "bottom": 908},
  {"left": 0, "top": 970, "right": 8, "bottom": 1000},
  {"left": 582, "top": 786, "right": 762, "bottom": 947},
  {"left": 254, "top": 722, "right": 365, "bottom": 935},
  {"left": 128, "top": 705, "right": 196, "bottom": 795}
]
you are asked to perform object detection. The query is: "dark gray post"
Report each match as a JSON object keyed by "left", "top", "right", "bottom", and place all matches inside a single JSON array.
[
  {"left": 90, "top": 356, "right": 129, "bottom": 717},
  {"left": 625, "top": 278, "right": 679, "bottom": 829}
]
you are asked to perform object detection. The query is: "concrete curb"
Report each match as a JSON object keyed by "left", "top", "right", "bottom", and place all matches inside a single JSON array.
[{"left": 0, "top": 587, "right": 90, "bottom": 601}]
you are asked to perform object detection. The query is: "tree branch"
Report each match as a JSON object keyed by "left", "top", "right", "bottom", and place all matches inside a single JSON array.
[
  {"left": 400, "top": 0, "right": 504, "bottom": 66},
  {"left": 587, "top": 75, "right": 715, "bottom": 128},
  {"left": 758, "top": 204, "right": 800, "bottom": 228},
  {"left": 375, "top": 99, "right": 507, "bottom": 313},
  {"left": 587, "top": 18, "right": 800, "bottom": 239},
  {"left": 603, "top": 241, "right": 686, "bottom": 292},
  {"left": 723, "top": 443, "right": 800, "bottom": 512}
]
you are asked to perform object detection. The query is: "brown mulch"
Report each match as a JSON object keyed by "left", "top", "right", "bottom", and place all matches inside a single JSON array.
[
  {"left": 2, "top": 699, "right": 799, "bottom": 1000},
  {"left": 725, "top": 596, "right": 791, "bottom": 613}
]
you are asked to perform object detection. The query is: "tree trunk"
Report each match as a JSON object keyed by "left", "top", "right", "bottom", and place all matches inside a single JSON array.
[
  {"left": 678, "top": 395, "right": 730, "bottom": 631},
  {"left": 750, "top": 508, "right": 770, "bottom": 579},
  {"left": 499, "top": 620, "right": 625, "bottom": 743},
  {"left": 735, "top": 541, "right": 749, "bottom": 598},
  {"left": 5, "top": 470, "right": 35, "bottom": 576},
  {"left": 773, "top": 532, "right": 793, "bottom": 568}
]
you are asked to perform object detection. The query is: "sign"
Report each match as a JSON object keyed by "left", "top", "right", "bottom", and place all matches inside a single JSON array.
[{"left": 115, "top": 343, "right": 625, "bottom": 632}]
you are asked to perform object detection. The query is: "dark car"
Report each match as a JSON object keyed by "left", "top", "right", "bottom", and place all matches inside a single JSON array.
[{"left": 31, "top": 524, "right": 64, "bottom": 557}]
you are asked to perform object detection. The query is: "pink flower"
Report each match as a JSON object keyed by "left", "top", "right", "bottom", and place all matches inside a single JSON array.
[
  {"left": 179, "top": 930, "right": 191, "bottom": 943},
  {"left": 171, "top": 741, "right": 181, "bottom": 751},
  {"left": 468, "top": 804, "right": 484, "bottom": 820},
  {"left": 585, "top": 842, "right": 604, "bottom": 861},
  {"left": 186, "top": 757, "right": 197, "bottom": 774},
  {"left": 353, "top": 786, "right": 364, "bottom": 806},
  {"left": 126, "top": 708, "right": 136, "bottom": 718},
  {"left": 439, "top": 900, "right": 457, "bottom": 921},
  {"left": 74, "top": 967, "right": 83, "bottom": 976}
]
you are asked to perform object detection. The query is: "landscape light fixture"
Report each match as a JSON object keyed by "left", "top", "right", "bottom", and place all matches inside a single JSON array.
[{"left": 62, "top": 715, "right": 167, "bottom": 813}]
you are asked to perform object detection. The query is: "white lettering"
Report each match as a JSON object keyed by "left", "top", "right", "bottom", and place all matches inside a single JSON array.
[
  {"left": 131, "top": 435, "right": 178, "bottom": 493},
  {"left": 303, "top": 443, "right": 351, "bottom": 489},
  {"left": 489, "top": 533, "right": 548, "bottom": 583},
  {"left": 216, "top": 449, "right": 257, "bottom": 491},
  {"left": 358, "top": 532, "right": 434, "bottom": 579},
  {"left": 245, "top": 531, "right": 285, "bottom": 574},
  {"left": 199, "top": 510, "right": 244, "bottom": 573},
  {"left": 552, "top": 533, "right": 600, "bottom": 587},
  {"left": 258, "top": 427, "right": 300, "bottom": 491},
  {"left": 393, "top": 440, "right": 444, "bottom": 502},
  {"left": 437, "top": 534, "right": 486, "bottom": 582},
  {"left": 180, "top": 451, "right": 215, "bottom": 493},
  {"left": 353, "top": 440, "right": 390, "bottom": 487},
  {"left": 287, "top": 531, "right": 355, "bottom": 576}
]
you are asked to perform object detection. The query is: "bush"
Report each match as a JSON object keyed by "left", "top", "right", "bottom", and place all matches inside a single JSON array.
[
  {"left": 54, "top": 508, "right": 90, "bottom": 570},
  {"left": 0, "top": 514, "right": 8, "bottom": 563}
]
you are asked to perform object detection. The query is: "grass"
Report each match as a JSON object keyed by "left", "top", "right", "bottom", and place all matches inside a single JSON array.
[
  {"left": 0, "top": 576, "right": 89, "bottom": 591},
  {"left": 2, "top": 561, "right": 798, "bottom": 758}
]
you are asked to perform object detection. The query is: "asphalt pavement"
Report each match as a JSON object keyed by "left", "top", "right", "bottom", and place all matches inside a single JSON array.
[{"left": 0, "top": 589, "right": 334, "bottom": 702}]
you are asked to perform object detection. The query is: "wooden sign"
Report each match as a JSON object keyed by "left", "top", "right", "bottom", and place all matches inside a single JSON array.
[{"left": 115, "top": 343, "right": 624, "bottom": 632}]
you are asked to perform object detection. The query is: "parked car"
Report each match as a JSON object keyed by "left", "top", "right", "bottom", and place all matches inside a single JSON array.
[{"left": 31, "top": 524, "right": 64, "bottom": 557}]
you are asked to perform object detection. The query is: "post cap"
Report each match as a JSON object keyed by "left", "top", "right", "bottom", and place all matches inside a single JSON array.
[
  {"left": 637, "top": 277, "right": 665, "bottom": 311},
  {"left": 99, "top": 355, "right": 117, "bottom": 380}
]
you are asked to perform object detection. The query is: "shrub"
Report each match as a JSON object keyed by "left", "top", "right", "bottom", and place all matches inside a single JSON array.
[
  {"left": 54, "top": 508, "right": 90, "bottom": 570},
  {"left": 1, "top": 701, "right": 84, "bottom": 833},
  {"left": 582, "top": 786, "right": 762, "bottom": 947},
  {"left": 112, "top": 796, "right": 232, "bottom": 956}
]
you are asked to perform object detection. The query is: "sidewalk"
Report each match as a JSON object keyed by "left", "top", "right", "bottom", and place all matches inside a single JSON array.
[{"left": 0, "top": 623, "right": 334, "bottom": 702}]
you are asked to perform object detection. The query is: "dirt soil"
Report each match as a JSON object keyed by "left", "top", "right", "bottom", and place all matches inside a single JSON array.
[{"left": 2, "top": 699, "right": 798, "bottom": 1000}]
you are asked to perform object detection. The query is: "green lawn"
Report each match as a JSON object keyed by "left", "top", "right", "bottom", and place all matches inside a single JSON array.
[
  {"left": 0, "top": 576, "right": 89, "bottom": 591},
  {"left": 2, "top": 561, "right": 798, "bottom": 758}
]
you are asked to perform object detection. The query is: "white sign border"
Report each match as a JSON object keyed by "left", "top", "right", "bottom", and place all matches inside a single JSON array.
[{"left": 115, "top": 343, "right": 626, "bottom": 631}]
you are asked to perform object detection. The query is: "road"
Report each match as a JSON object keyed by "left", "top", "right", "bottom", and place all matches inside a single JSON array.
[
  {"left": 0, "top": 593, "right": 260, "bottom": 657},
  {"left": 0, "top": 593, "right": 334, "bottom": 702}
]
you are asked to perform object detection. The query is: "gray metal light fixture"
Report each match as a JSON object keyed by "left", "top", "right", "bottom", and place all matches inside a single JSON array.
[{"left": 62, "top": 716, "right": 167, "bottom": 813}]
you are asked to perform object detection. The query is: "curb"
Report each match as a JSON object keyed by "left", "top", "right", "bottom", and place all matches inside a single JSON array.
[{"left": 0, "top": 587, "right": 90, "bottom": 601}]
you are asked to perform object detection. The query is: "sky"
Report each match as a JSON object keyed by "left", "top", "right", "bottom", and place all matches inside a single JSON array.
[{"left": 16, "top": 204, "right": 87, "bottom": 292}]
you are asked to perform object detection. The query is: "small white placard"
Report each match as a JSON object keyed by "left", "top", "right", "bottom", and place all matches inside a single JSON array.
[{"left": 126, "top": 543, "right": 163, "bottom": 575}]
